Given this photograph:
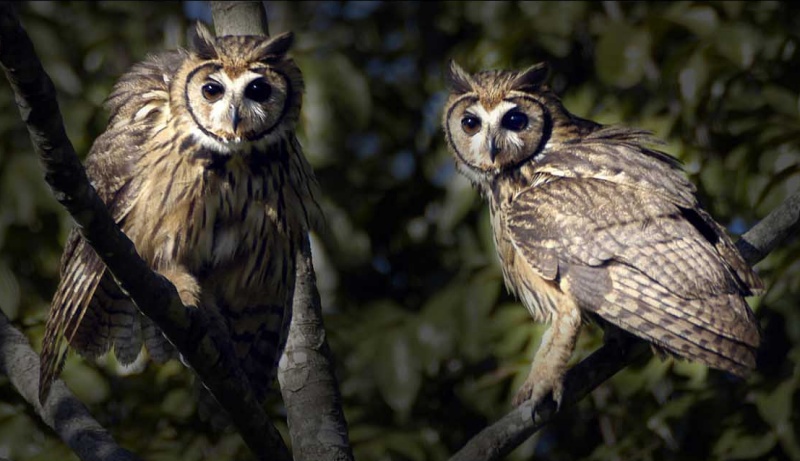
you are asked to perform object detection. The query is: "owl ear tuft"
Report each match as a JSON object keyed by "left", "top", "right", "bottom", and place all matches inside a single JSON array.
[
  {"left": 446, "top": 60, "right": 475, "bottom": 94},
  {"left": 512, "top": 62, "right": 549, "bottom": 92},
  {"left": 254, "top": 32, "right": 295, "bottom": 62},
  {"left": 191, "top": 23, "right": 218, "bottom": 59}
]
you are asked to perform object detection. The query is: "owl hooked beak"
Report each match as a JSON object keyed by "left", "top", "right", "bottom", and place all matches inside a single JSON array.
[
  {"left": 230, "top": 106, "right": 241, "bottom": 134},
  {"left": 489, "top": 137, "right": 501, "bottom": 162}
]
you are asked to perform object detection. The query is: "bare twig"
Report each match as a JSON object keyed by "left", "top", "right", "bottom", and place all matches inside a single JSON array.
[
  {"left": 0, "top": 3, "right": 289, "bottom": 460},
  {"left": 449, "top": 190, "right": 800, "bottom": 461},
  {"left": 0, "top": 309, "right": 140, "bottom": 461}
]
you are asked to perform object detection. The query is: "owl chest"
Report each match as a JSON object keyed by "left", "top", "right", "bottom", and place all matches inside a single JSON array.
[
  {"left": 490, "top": 205, "right": 561, "bottom": 323},
  {"left": 132, "top": 162, "right": 292, "bottom": 288}
]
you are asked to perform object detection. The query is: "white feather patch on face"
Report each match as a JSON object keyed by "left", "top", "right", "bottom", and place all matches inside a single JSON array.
[
  {"left": 466, "top": 100, "right": 520, "bottom": 158},
  {"left": 191, "top": 125, "right": 287, "bottom": 156},
  {"left": 191, "top": 69, "right": 288, "bottom": 155}
]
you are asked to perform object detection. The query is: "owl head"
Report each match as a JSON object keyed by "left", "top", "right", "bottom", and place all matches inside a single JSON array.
[
  {"left": 179, "top": 24, "right": 304, "bottom": 154},
  {"left": 443, "top": 61, "right": 573, "bottom": 184}
]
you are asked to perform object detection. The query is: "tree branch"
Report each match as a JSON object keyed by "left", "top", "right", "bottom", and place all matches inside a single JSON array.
[
  {"left": 0, "top": 309, "right": 140, "bottom": 461},
  {"left": 735, "top": 190, "right": 800, "bottom": 265},
  {"left": 0, "top": 4, "right": 289, "bottom": 460},
  {"left": 450, "top": 189, "right": 800, "bottom": 461},
  {"left": 211, "top": 1, "right": 270, "bottom": 36},
  {"left": 279, "top": 237, "right": 355, "bottom": 461},
  {"left": 207, "top": 2, "right": 355, "bottom": 459}
]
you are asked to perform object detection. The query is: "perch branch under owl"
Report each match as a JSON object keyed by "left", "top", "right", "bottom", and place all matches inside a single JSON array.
[
  {"left": 449, "top": 187, "right": 800, "bottom": 461},
  {"left": 0, "top": 4, "right": 289, "bottom": 461}
]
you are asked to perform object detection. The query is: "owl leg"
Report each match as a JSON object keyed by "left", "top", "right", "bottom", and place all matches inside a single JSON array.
[
  {"left": 513, "top": 304, "right": 582, "bottom": 408},
  {"left": 159, "top": 265, "right": 201, "bottom": 307}
]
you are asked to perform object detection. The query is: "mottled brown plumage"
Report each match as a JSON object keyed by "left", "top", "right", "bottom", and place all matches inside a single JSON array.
[
  {"left": 442, "top": 61, "right": 761, "bottom": 407},
  {"left": 39, "top": 24, "right": 321, "bottom": 408}
]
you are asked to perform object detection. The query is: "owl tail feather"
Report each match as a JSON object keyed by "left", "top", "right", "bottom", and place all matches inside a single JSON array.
[
  {"left": 39, "top": 237, "right": 105, "bottom": 404},
  {"left": 39, "top": 235, "right": 175, "bottom": 403}
]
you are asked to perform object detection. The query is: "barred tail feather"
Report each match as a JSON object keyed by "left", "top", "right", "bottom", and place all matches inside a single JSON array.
[
  {"left": 193, "top": 300, "right": 290, "bottom": 428},
  {"left": 141, "top": 317, "right": 176, "bottom": 363},
  {"left": 39, "top": 237, "right": 105, "bottom": 403},
  {"left": 223, "top": 301, "right": 290, "bottom": 401},
  {"left": 85, "top": 276, "right": 143, "bottom": 365}
]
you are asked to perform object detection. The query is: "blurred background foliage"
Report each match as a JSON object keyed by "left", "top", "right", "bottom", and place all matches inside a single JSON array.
[{"left": 0, "top": 1, "right": 798, "bottom": 460}]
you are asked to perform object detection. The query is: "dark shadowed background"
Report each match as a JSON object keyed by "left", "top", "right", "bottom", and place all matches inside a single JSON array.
[{"left": 0, "top": 1, "right": 798, "bottom": 460}]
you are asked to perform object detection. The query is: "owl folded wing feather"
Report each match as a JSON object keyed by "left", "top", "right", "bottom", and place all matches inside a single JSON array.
[
  {"left": 39, "top": 123, "right": 148, "bottom": 403},
  {"left": 505, "top": 177, "right": 761, "bottom": 376}
]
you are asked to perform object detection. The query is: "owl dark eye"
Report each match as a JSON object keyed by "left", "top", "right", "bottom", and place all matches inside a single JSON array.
[
  {"left": 461, "top": 115, "right": 481, "bottom": 135},
  {"left": 502, "top": 111, "right": 528, "bottom": 131},
  {"left": 201, "top": 82, "right": 225, "bottom": 102},
  {"left": 245, "top": 79, "right": 272, "bottom": 103}
]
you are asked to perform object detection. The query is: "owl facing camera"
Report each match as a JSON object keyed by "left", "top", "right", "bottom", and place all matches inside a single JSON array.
[{"left": 38, "top": 24, "right": 322, "bottom": 416}]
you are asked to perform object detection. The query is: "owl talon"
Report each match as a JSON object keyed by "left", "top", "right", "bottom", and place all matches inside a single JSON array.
[{"left": 512, "top": 373, "right": 564, "bottom": 411}]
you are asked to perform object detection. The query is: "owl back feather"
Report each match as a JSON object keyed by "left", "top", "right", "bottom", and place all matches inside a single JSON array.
[{"left": 442, "top": 61, "right": 762, "bottom": 389}]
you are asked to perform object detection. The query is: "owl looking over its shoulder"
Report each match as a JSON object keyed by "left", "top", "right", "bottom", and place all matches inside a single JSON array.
[
  {"left": 39, "top": 24, "right": 322, "bottom": 413},
  {"left": 442, "top": 61, "right": 761, "bottom": 407}
]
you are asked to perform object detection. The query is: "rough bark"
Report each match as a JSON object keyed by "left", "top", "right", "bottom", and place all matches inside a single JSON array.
[
  {"left": 0, "top": 3, "right": 289, "bottom": 460},
  {"left": 0, "top": 309, "right": 140, "bottom": 461},
  {"left": 211, "top": 1, "right": 270, "bottom": 36},
  {"left": 449, "top": 189, "right": 800, "bottom": 461},
  {"left": 278, "top": 237, "right": 355, "bottom": 461}
]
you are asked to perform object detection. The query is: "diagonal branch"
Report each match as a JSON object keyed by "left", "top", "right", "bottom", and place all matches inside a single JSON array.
[
  {"left": 0, "top": 308, "right": 140, "bottom": 461},
  {"left": 0, "top": 4, "right": 289, "bottom": 460},
  {"left": 450, "top": 189, "right": 800, "bottom": 461}
]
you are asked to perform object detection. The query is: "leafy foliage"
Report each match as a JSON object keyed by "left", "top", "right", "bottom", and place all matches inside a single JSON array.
[{"left": 0, "top": 1, "right": 798, "bottom": 460}]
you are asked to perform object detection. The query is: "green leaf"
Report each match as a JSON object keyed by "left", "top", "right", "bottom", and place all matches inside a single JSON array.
[
  {"left": 714, "top": 428, "right": 777, "bottom": 460},
  {"left": 417, "top": 284, "right": 462, "bottom": 373},
  {"left": 763, "top": 85, "right": 799, "bottom": 118},
  {"left": 754, "top": 378, "right": 796, "bottom": 428},
  {"left": 61, "top": 360, "right": 110, "bottom": 404},
  {"left": 160, "top": 388, "right": 195, "bottom": 420},
  {"left": 384, "top": 431, "right": 427, "bottom": 461},
  {"left": 595, "top": 24, "right": 651, "bottom": 88},
  {"left": 678, "top": 51, "right": 709, "bottom": 107},
  {"left": 460, "top": 272, "right": 501, "bottom": 359},
  {"left": 667, "top": 4, "right": 719, "bottom": 37},
  {"left": 375, "top": 329, "right": 422, "bottom": 417},
  {"left": 713, "top": 23, "right": 761, "bottom": 68}
]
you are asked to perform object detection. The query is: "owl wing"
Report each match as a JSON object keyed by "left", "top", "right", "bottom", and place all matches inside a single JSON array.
[
  {"left": 38, "top": 129, "right": 147, "bottom": 402},
  {"left": 505, "top": 177, "right": 761, "bottom": 376},
  {"left": 38, "top": 52, "right": 182, "bottom": 402}
]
